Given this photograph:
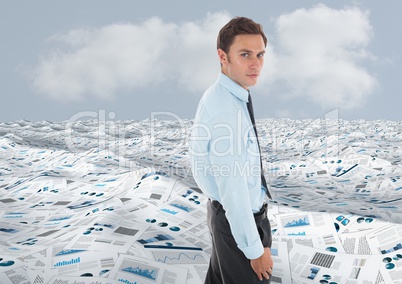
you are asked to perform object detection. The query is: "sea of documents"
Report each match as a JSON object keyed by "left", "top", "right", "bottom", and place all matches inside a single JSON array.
[{"left": 0, "top": 116, "right": 401, "bottom": 283}]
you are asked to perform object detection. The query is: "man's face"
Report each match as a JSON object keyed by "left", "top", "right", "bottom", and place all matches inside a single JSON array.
[{"left": 218, "top": 34, "right": 266, "bottom": 90}]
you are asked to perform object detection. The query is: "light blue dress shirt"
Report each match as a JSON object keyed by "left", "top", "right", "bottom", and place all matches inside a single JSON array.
[{"left": 189, "top": 72, "right": 267, "bottom": 260}]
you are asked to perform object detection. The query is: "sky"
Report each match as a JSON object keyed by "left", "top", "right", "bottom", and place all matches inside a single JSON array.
[{"left": 1, "top": 0, "right": 401, "bottom": 123}]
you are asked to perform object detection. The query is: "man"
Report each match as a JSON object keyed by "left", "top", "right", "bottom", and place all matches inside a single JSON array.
[{"left": 189, "top": 17, "right": 273, "bottom": 283}]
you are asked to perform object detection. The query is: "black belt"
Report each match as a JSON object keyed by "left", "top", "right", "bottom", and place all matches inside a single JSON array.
[
  {"left": 254, "top": 201, "right": 268, "bottom": 218},
  {"left": 210, "top": 199, "right": 268, "bottom": 218}
]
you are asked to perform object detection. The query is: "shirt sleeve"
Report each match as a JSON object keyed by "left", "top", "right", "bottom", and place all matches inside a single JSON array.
[{"left": 208, "top": 112, "right": 264, "bottom": 260}]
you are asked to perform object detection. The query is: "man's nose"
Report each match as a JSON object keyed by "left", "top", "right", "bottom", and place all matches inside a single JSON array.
[{"left": 250, "top": 57, "right": 261, "bottom": 69}]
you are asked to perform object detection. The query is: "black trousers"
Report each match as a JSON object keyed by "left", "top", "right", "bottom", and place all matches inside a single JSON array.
[{"left": 205, "top": 199, "right": 272, "bottom": 284}]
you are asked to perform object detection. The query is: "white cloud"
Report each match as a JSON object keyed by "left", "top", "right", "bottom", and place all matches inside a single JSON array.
[
  {"left": 26, "top": 12, "right": 230, "bottom": 102},
  {"left": 25, "top": 6, "right": 377, "bottom": 111},
  {"left": 260, "top": 4, "right": 378, "bottom": 110},
  {"left": 174, "top": 12, "right": 230, "bottom": 93}
]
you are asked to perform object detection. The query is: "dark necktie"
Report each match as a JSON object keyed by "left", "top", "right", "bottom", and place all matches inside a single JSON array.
[{"left": 247, "top": 92, "right": 272, "bottom": 199}]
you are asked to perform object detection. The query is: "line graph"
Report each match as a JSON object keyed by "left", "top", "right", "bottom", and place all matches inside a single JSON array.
[
  {"left": 160, "top": 208, "right": 178, "bottom": 215},
  {"left": 152, "top": 250, "right": 208, "bottom": 264},
  {"left": 284, "top": 216, "right": 310, "bottom": 227},
  {"left": 122, "top": 266, "right": 157, "bottom": 280}
]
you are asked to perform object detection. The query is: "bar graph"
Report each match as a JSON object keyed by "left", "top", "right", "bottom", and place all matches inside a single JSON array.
[
  {"left": 53, "top": 257, "right": 80, "bottom": 267},
  {"left": 381, "top": 243, "right": 402, "bottom": 255},
  {"left": 118, "top": 279, "right": 138, "bottom": 284}
]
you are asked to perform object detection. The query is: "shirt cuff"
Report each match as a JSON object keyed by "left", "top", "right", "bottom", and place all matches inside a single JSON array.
[{"left": 240, "top": 241, "right": 264, "bottom": 260}]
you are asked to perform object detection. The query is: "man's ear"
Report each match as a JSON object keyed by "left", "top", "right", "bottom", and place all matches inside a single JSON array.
[{"left": 217, "top": 49, "right": 227, "bottom": 65}]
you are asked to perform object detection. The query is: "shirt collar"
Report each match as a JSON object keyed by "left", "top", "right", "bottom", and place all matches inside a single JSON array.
[{"left": 217, "top": 72, "right": 249, "bottom": 103}]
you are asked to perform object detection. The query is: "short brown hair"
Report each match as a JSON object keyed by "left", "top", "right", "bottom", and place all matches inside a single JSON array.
[{"left": 217, "top": 17, "right": 267, "bottom": 53}]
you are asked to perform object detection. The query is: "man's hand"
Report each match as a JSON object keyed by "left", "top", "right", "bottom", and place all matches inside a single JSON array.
[{"left": 250, "top": 247, "right": 273, "bottom": 281}]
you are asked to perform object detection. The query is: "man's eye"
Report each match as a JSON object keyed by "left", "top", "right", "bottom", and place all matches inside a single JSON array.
[
  {"left": 241, "top": 53, "right": 249, "bottom": 58},
  {"left": 257, "top": 53, "right": 265, "bottom": 58}
]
